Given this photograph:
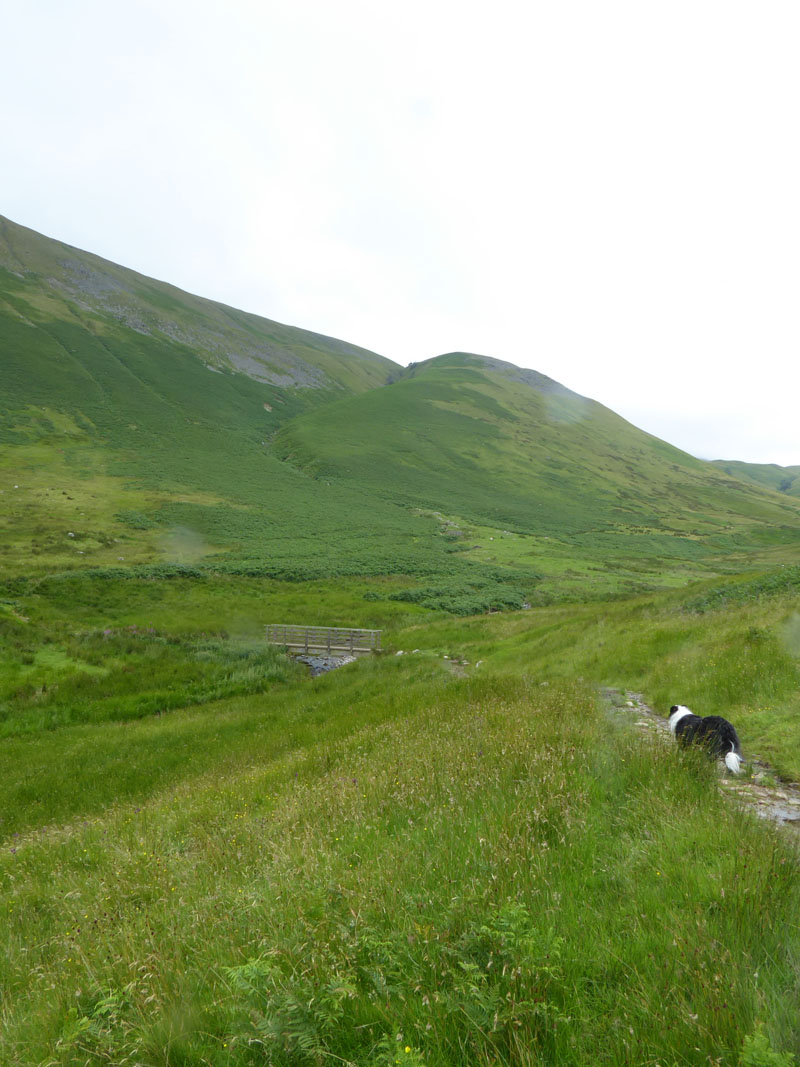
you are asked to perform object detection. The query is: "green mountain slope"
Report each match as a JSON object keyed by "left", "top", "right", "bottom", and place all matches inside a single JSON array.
[
  {"left": 275, "top": 352, "right": 800, "bottom": 588},
  {"left": 3, "top": 218, "right": 800, "bottom": 604},
  {"left": 0, "top": 214, "right": 396, "bottom": 394},
  {"left": 0, "top": 214, "right": 400, "bottom": 499},
  {"left": 712, "top": 459, "right": 800, "bottom": 498},
  {"left": 1, "top": 216, "right": 458, "bottom": 584}
]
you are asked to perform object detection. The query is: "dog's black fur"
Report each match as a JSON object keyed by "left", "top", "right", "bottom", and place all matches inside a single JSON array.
[{"left": 668, "top": 704, "right": 743, "bottom": 773}]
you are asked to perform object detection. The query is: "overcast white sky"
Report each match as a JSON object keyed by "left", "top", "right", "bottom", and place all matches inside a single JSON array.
[{"left": 2, "top": 1, "right": 799, "bottom": 464}]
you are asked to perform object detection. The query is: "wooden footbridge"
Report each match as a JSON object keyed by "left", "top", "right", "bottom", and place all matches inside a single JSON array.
[{"left": 265, "top": 624, "right": 382, "bottom": 655}]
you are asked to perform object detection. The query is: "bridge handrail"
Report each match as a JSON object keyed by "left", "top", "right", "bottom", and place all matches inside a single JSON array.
[{"left": 265, "top": 624, "right": 382, "bottom": 652}]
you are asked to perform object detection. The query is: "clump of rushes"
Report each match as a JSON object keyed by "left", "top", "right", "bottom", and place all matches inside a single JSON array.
[{"left": 2, "top": 670, "right": 799, "bottom": 1065}]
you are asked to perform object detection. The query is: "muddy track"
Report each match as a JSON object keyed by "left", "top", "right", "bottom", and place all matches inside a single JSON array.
[{"left": 601, "top": 688, "right": 800, "bottom": 838}]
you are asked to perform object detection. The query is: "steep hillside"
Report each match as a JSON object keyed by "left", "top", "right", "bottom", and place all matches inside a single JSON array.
[
  {"left": 3, "top": 217, "right": 800, "bottom": 603},
  {"left": 1, "top": 216, "right": 455, "bottom": 586},
  {"left": 712, "top": 459, "right": 800, "bottom": 498},
  {"left": 275, "top": 352, "right": 800, "bottom": 589},
  {"left": 0, "top": 214, "right": 396, "bottom": 394}
]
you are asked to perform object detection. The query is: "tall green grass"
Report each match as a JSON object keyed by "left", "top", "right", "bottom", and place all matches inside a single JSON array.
[
  {"left": 400, "top": 570, "right": 800, "bottom": 779},
  {"left": 2, "top": 674, "right": 798, "bottom": 1065},
  {"left": 3, "top": 565, "right": 800, "bottom": 838},
  {"left": 2, "top": 565, "right": 800, "bottom": 1063}
]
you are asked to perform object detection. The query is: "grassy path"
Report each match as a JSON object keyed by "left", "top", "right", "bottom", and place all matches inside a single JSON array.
[{"left": 603, "top": 686, "right": 800, "bottom": 838}]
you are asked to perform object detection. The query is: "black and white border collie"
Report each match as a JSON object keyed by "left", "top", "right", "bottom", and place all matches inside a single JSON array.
[{"left": 668, "top": 705, "right": 743, "bottom": 775}]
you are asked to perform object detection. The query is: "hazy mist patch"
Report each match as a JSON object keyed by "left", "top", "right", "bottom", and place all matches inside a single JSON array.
[
  {"left": 544, "top": 392, "right": 592, "bottom": 426},
  {"left": 781, "top": 613, "right": 800, "bottom": 658},
  {"left": 160, "top": 526, "right": 209, "bottom": 564}
]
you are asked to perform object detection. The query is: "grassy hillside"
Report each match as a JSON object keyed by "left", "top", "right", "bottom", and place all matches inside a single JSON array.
[
  {"left": 0, "top": 214, "right": 397, "bottom": 394},
  {"left": 275, "top": 352, "right": 800, "bottom": 595},
  {"left": 713, "top": 459, "right": 800, "bottom": 498},
  {"left": 4, "top": 219, "right": 800, "bottom": 606},
  {"left": 1, "top": 219, "right": 477, "bottom": 595},
  {"left": 0, "top": 221, "right": 540, "bottom": 612}
]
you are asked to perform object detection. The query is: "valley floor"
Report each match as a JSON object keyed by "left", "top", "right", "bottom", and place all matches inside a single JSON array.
[{"left": 2, "top": 569, "right": 800, "bottom": 1065}]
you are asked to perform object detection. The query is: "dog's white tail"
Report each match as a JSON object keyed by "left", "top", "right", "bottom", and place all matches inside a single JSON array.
[{"left": 725, "top": 744, "right": 743, "bottom": 775}]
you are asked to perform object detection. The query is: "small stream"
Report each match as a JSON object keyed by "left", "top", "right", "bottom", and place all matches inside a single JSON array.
[{"left": 294, "top": 653, "right": 357, "bottom": 677}]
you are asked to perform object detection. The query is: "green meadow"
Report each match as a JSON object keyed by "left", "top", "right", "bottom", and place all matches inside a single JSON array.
[
  {"left": 3, "top": 215, "right": 800, "bottom": 1064},
  {"left": 3, "top": 567, "right": 800, "bottom": 1065}
]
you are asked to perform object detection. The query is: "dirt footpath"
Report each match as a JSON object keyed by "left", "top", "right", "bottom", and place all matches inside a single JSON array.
[{"left": 601, "top": 688, "right": 800, "bottom": 838}]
